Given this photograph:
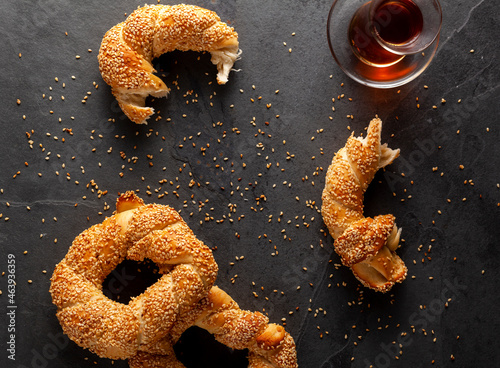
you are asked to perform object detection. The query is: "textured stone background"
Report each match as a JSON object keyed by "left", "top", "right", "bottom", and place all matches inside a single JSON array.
[{"left": 0, "top": 0, "right": 498, "bottom": 367}]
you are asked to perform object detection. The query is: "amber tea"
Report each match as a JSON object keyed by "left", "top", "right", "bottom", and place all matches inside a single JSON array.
[
  {"left": 349, "top": 0, "right": 424, "bottom": 67},
  {"left": 327, "top": 0, "right": 442, "bottom": 87}
]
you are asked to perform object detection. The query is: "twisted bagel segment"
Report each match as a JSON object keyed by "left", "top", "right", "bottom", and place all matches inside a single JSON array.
[
  {"left": 98, "top": 4, "right": 240, "bottom": 124},
  {"left": 194, "top": 286, "right": 297, "bottom": 368},
  {"left": 50, "top": 192, "right": 218, "bottom": 360},
  {"left": 128, "top": 286, "right": 297, "bottom": 368},
  {"left": 321, "top": 118, "right": 407, "bottom": 292},
  {"left": 335, "top": 214, "right": 395, "bottom": 267},
  {"left": 129, "top": 351, "right": 186, "bottom": 368}
]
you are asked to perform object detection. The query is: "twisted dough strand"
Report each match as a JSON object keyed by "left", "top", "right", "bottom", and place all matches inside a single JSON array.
[
  {"left": 195, "top": 286, "right": 297, "bottom": 368},
  {"left": 129, "top": 286, "right": 298, "bottom": 368},
  {"left": 321, "top": 118, "right": 407, "bottom": 292},
  {"left": 98, "top": 4, "right": 240, "bottom": 124},
  {"left": 50, "top": 192, "right": 218, "bottom": 360}
]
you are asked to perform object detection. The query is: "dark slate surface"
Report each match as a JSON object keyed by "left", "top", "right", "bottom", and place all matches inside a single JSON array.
[{"left": 0, "top": 0, "right": 499, "bottom": 367}]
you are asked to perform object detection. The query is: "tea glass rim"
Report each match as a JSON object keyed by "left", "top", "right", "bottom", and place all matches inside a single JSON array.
[{"left": 369, "top": 0, "right": 443, "bottom": 56}]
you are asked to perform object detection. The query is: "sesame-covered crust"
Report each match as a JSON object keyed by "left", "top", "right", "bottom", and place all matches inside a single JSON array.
[
  {"left": 50, "top": 193, "right": 297, "bottom": 367},
  {"left": 49, "top": 191, "right": 218, "bottom": 360},
  {"left": 128, "top": 351, "right": 185, "bottom": 368},
  {"left": 321, "top": 118, "right": 407, "bottom": 292},
  {"left": 335, "top": 214, "right": 395, "bottom": 267},
  {"left": 129, "top": 286, "right": 298, "bottom": 368},
  {"left": 98, "top": 4, "right": 240, "bottom": 124},
  {"left": 196, "top": 286, "right": 297, "bottom": 367}
]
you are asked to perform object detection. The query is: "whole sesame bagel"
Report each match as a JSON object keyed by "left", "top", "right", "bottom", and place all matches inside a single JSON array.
[
  {"left": 49, "top": 191, "right": 218, "bottom": 360},
  {"left": 129, "top": 286, "right": 298, "bottom": 368},
  {"left": 321, "top": 118, "right": 407, "bottom": 292},
  {"left": 98, "top": 4, "right": 240, "bottom": 124}
]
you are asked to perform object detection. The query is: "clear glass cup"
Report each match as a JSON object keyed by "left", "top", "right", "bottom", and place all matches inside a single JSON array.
[
  {"left": 327, "top": 0, "right": 442, "bottom": 88},
  {"left": 370, "top": 0, "right": 442, "bottom": 55}
]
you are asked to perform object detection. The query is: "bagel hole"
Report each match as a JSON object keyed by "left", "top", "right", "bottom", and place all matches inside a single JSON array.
[
  {"left": 174, "top": 326, "right": 248, "bottom": 367},
  {"left": 102, "top": 259, "right": 161, "bottom": 304}
]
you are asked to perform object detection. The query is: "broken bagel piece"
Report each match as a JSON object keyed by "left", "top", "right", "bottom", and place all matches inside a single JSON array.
[{"left": 321, "top": 118, "right": 407, "bottom": 292}]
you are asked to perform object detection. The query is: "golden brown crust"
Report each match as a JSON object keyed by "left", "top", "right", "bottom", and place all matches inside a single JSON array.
[
  {"left": 129, "top": 351, "right": 186, "bottom": 368},
  {"left": 194, "top": 286, "right": 298, "bottom": 368},
  {"left": 321, "top": 118, "right": 407, "bottom": 292},
  {"left": 351, "top": 246, "right": 407, "bottom": 292},
  {"left": 248, "top": 354, "right": 277, "bottom": 367},
  {"left": 256, "top": 324, "right": 287, "bottom": 350},
  {"left": 98, "top": 4, "right": 240, "bottom": 124},
  {"left": 49, "top": 192, "right": 218, "bottom": 360},
  {"left": 51, "top": 193, "right": 295, "bottom": 366},
  {"left": 335, "top": 214, "right": 395, "bottom": 266},
  {"left": 116, "top": 191, "right": 145, "bottom": 213},
  {"left": 129, "top": 286, "right": 298, "bottom": 367}
]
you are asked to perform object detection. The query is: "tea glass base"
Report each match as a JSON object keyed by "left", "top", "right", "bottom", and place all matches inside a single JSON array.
[{"left": 327, "top": 0, "right": 439, "bottom": 89}]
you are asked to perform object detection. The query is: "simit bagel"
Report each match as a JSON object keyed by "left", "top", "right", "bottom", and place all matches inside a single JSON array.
[
  {"left": 98, "top": 4, "right": 240, "bottom": 124},
  {"left": 49, "top": 191, "right": 218, "bottom": 360},
  {"left": 129, "top": 286, "right": 298, "bottom": 368},
  {"left": 321, "top": 118, "right": 407, "bottom": 292}
]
